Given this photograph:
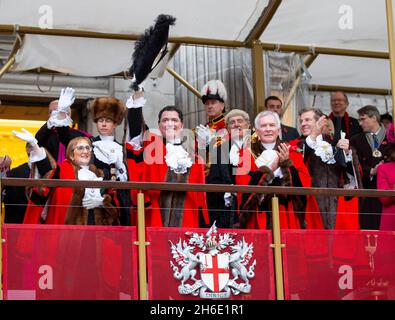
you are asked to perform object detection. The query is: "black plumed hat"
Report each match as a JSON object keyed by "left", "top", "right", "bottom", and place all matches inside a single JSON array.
[{"left": 129, "top": 14, "right": 176, "bottom": 91}]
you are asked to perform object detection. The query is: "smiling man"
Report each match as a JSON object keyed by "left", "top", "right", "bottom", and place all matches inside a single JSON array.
[
  {"left": 237, "top": 111, "right": 306, "bottom": 230},
  {"left": 126, "top": 98, "right": 209, "bottom": 228},
  {"left": 202, "top": 109, "right": 252, "bottom": 228},
  {"left": 329, "top": 91, "right": 362, "bottom": 141},
  {"left": 350, "top": 105, "right": 394, "bottom": 230},
  {"left": 297, "top": 108, "right": 360, "bottom": 230}
]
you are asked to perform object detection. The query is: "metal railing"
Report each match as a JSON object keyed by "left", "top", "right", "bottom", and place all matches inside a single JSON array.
[{"left": 1, "top": 177, "right": 395, "bottom": 300}]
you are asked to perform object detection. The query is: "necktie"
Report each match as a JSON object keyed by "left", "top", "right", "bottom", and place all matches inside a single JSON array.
[{"left": 373, "top": 134, "right": 379, "bottom": 149}]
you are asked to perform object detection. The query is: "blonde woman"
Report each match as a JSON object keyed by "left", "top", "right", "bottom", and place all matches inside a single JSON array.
[{"left": 13, "top": 129, "right": 119, "bottom": 225}]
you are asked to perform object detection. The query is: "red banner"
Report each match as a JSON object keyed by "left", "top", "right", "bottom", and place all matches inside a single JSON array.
[
  {"left": 147, "top": 227, "right": 275, "bottom": 300},
  {"left": 282, "top": 230, "right": 395, "bottom": 300},
  {"left": 3, "top": 224, "right": 138, "bottom": 300}
]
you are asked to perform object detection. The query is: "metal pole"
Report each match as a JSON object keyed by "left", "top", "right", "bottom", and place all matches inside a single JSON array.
[
  {"left": 282, "top": 54, "right": 317, "bottom": 114},
  {"left": 166, "top": 67, "right": 201, "bottom": 98},
  {"left": 0, "top": 55, "right": 16, "bottom": 79},
  {"left": 251, "top": 40, "right": 266, "bottom": 115},
  {"left": 310, "top": 84, "right": 391, "bottom": 96},
  {"left": 0, "top": 178, "right": 3, "bottom": 300},
  {"left": 271, "top": 196, "right": 284, "bottom": 300},
  {"left": 385, "top": 0, "right": 395, "bottom": 128},
  {"left": 136, "top": 191, "right": 148, "bottom": 300}
]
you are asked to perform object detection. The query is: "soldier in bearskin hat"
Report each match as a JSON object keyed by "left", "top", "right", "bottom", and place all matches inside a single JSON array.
[{"left": 195, "top": 80, "right": 230, "bottom": 227}]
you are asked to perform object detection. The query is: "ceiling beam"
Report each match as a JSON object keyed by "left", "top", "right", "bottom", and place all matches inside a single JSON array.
[
  {"left": 261, "top": 43, "right": 388, "bottom": 59},
  {"left": 0, "top": 25, "right": 244, "bottom": 48},
  {"left": 244, "top": 0, "right": 282, "bottom": 46},
  {"left": 0, "top": 24, "right": 389, "bottom": 59},
  {"left": 310, "top": 84, "right": 391, "bottom": 96}
]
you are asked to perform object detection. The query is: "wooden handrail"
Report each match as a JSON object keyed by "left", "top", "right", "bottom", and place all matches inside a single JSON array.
[{"left": 1, "top": 177, "right": 395, "bottom": 198}]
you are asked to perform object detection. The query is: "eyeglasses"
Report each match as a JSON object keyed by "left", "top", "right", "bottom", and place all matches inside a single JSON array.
[{"left": 74, "top": 145, "right": 92, "bottom": 152}]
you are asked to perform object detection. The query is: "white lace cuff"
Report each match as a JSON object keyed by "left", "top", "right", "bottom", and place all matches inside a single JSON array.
[
  {"left": 129, "top": 134, "right": 143, "bottom": 151},
  {"left": 345, "top": 149, "right": 353, "bottom": 162},
  {"left": 47, "top": 113, "right": 72, "bottom": 129},
  {"left": 305, "top": 135, "right": 318, "bottom": 149},
  {"left": 29, "top": 147, "right": 47, "bottom": 163},
  {"left": 273, "top": 168, "right": 283, "bottom": 179},
  {"left": 126, "top": 96, "right": 146, "bottom": 109}
]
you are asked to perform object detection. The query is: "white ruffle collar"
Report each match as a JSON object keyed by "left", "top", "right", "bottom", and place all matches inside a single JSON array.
[{"left": 165, "top": 143, "right": 192, "bottom": 174}]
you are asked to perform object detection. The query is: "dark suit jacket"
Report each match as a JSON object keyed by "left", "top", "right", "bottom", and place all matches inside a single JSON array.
[
  {"left": 350, "top": 133, "right": 393, "bottom": 189},
  {"left": 331, "top": 114, "right": 362, "bottom": 140},
  {"left": 281, "top": 124, "right": 299, "bottom": 142},
  {"left": 4, "top": 163, "right": 30, "bottom": 223},
  {"left": 35, "top": 124, "right": 88, "bottom": 162},
  {"left": 350, "top": 132, "right": 394, "bottom": 229}
]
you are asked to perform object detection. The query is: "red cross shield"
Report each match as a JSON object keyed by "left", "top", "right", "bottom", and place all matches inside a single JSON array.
[{"left": 200, "top": 254, "right": 229, "bottom": 292}]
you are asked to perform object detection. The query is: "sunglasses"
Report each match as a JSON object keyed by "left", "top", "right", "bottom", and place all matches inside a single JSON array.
[{"left": 74, "top": 145, "right": 92, "bottom": 152}]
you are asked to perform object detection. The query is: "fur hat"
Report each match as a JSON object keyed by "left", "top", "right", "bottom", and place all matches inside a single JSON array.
[
  {"left": 200, "top": 80, "right": 227, "bottom": 104},
  {"left": 88, "top": 97, "right": 126, "bottom": 125}
]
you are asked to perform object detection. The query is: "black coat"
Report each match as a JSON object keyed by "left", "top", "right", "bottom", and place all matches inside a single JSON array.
[
  {"left": 4, "top": 163, "right": 30, "bottom": 223},
  {"left": 281, "top": 124, "right": 299, "bottom": 142},
  {"left": 205, "top": 139, "right": 236, "bottom": 228},
  {"left": 35, "top": 124, "right": 87, "bottom": 161},
  {"left": 350, "top": 132, "right": 394, "bottom": 229}
]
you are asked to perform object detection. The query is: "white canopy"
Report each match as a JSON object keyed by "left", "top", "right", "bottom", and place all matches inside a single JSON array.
[
  {"left": 262, "top": 0, "right": 388, "bottom": 52},
  {"left": 0, "top": 0, "right": 393, "bottom": 90},
  {"left": 0, "top": 0, "right": 268, "bottom": 76}
]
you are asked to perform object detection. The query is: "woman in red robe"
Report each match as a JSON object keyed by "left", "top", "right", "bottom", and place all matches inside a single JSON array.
[{"left": 12, "top": 129, "right": 119, "bottom": 225}]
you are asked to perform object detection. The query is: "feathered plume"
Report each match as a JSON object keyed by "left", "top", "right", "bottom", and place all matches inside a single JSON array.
[{"left": 129, "top": 14, "right": 176, "bottom": 91}]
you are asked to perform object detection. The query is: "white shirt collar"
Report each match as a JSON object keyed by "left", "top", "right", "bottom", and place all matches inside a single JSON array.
[
  {"left": 261, "top": 142, "right": 276, "bottom": 150},
  {"left": 99, "top": 135, "right": 114, "bottom": 141},
  {"left": 371, "top": 129, "right": 381, "bottom": 136}
]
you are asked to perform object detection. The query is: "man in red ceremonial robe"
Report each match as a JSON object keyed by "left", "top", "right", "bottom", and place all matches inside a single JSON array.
[
  {"left": 127, "top": 99, "right": 209, "bottom": 228},
  {"left": 237, "top": 111, "right": 306, "bottom": 230},
  {"left": 290, "top": 108, "right": 361, "bottom": 230}
]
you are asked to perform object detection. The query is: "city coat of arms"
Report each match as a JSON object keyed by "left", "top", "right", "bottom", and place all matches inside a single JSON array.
[{"left": 169, "top": 222, "right": 256, "bottom": 299}]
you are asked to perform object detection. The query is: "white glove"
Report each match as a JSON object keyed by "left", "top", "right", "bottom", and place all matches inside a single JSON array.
[
  {"left": 107, "top": 152, "right": 125, "bottom": 170},
  {"left": 224, "top": 192, "right": 232, "bottom": 207},
  {"left": 195, "top": 124, "right": 213, "bottom": 148},
  {"left": 12, "top": 128, "right": 38, "bottom": 147},
  {"left": 125, "top": 95, "right": 146, "bottom": 109},
  {"left": 117, "top": 165, "right": 128, "bottom": 182},
  {"left": 107, "top": 152, "right": 118, "bottom": 165},
  {"left": 82, "top": 194, "right": 104, "bottom": 210},
  {"left": 115, "top": 157, "right": 125, "bottom": 170},
  {"left": 58, "top": 87, "right": 75, "bottom": 112}
]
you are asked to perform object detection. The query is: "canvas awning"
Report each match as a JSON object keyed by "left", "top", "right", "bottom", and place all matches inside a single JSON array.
[{"left": 0, "top": 0, "right": 394, "bottom": 104}]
